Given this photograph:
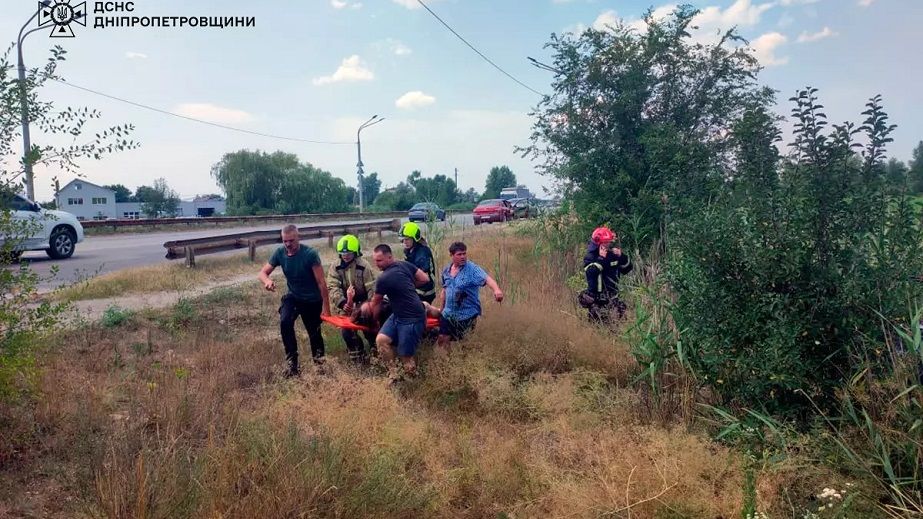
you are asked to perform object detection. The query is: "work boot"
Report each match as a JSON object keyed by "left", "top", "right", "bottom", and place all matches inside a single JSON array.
[{"left": 285, "top": 357, "right": 300, "bottom": 379}]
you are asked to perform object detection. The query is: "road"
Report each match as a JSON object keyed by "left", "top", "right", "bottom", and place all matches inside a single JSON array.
[{"left": 19, "top": 214, "right": 475, "bottom": 291}]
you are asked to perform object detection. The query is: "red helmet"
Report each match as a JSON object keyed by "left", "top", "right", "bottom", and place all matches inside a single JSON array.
[{"left": 591, "top": 227, "right": 616, "bottom": 245}]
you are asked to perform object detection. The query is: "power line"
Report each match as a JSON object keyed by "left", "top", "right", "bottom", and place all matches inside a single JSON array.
[
  {"left": 47, "top": 77, "right": 354, "bottom": 145},
  {"left": 415, "top": 0, "right": 544, "bottom": 97}
]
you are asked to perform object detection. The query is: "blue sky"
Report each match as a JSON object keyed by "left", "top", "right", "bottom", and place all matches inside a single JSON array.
[{"left": 3, "top": 0, "right": 921, "bottom": 202}]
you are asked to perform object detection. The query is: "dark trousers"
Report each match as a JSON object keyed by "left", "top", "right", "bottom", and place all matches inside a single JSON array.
[
  {"left": 279, "top": 295, "right": 325, "bottom": 369},
  {"left": 342, "top": 329, "right": 378, "bottom": 361}
]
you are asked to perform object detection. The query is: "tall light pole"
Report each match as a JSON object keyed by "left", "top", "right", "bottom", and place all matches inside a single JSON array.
[
  {"left": 17, "top": 1, "right": 53, "bottom": 201},
  {"left": 356, "top": 115, "right": 383, "bottom": 213}
]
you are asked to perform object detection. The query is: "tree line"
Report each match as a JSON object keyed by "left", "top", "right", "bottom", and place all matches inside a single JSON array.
[{"left": 210, "top": 149, "right": 523, "bottom": 214}]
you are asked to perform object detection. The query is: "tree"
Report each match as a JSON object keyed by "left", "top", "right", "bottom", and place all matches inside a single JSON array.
[
  {"left": 362, "top": 172, "right": 381, "bottom": 206},
  {"left": 211, "top": 150, "right": 297, "bottom": 214},
  {"left": 0, "top": 46, "right": 137, "bottom": 199},
  {"left": 0, "top": 46, "right": 134, "bottom": 399},
  {"left": 211, "top": 150, "right": 351, "bottom": 214},
  {"left": 909, "top": 141, "right": 923, "bottom": 194},
  {"left": 462, "top": 188, "right": 480, "bottom": 203},
  {"left": 371, "top": 182, "right": 416, "bottom": 211},
  {"left": 139, "top": 178, "right": 180, "bottom": 218},
  {"left": 522, "top": 6, "right": 767, "bottom": 248},
  {"left": 408, "top": 172, "right": 459, "bottom": 207},
  {"left": 103, "top": 184, "right": 134, "bottom": 202},
  {"left": 484, "top": 166, "right": 516, "bottom": 199}
]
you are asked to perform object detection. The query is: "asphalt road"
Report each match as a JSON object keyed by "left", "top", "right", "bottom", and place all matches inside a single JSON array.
[{"left": 19, "top": 214, "right": 475, "bottom": 291}]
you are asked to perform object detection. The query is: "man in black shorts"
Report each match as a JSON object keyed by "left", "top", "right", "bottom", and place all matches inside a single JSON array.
[{"left": 367, "top": 244, "right": 430, "bottom": 382}]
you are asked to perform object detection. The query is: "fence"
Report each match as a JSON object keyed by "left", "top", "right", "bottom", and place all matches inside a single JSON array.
[
  {"left": 163, "top": 218, "right": 401, "bottom": 267},
  {"left": 83, "top": 210, "right": 411, "bottom": 232}
]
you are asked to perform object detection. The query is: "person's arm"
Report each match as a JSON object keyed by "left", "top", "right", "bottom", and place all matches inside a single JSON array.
[
  {"left": 414, "top": 268, "right": 429, "bottom": 287},
  {"left": 258, "top": 263, "right": 276, "bottom": 291},
  {"left": 615, "top": 250, "right": 633, "bottom": 275},
  {"left": 484, "top": 274, "right": 504, "bottom": 303},
  {"left": 326, "top": 264, "right": 346, "bottom": 311},
  {"left": 369, "top": 293, "right": 385, "bottom": 322},
  {"left": 313, "top": 264, "right": 331, "bottom": 315}
]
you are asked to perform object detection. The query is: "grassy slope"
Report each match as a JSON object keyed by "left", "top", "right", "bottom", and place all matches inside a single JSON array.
[{"left": 1, "top": 231, "right": 856, "bottom": 518}]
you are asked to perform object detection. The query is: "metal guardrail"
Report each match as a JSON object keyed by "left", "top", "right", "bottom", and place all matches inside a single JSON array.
[
  {"left": 83, "top": 210, "right": 410, "bottom": 230},
  {"left": 163, "top": 218, "right": 402, "bottom": 267}
]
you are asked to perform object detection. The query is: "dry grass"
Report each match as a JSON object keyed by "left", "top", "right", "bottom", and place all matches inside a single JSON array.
[
  {"left": 1, "top": 230, "right": 820, "bottom": 518},
  {"left": 54, "top": 247, "right": 346, "bottom": 303}
]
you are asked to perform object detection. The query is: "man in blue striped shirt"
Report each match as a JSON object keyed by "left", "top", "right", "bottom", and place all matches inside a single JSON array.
[{"left": 436, "top": 241, "right": 504, "bottom": 349}]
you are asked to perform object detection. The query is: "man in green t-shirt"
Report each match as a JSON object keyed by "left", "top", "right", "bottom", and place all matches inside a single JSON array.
[{"left": 258, "top": 224, "right": 331, "bottom": 377}]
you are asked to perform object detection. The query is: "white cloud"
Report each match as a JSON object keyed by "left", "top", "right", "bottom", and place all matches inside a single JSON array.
[
  {"left": 395, "top": 91, "right": 436, "bottom": 110},
  {"left": 125, "top": 51, "right": 147, "bottom": 59},
  {"left": 694, "top": 0, "right": 774, "bottom": 29},
  {"left": 331, "top": 0, "right": 362, "bottom": 9},
  {"left": 592, "top": 10, "right": 620, "bottom": 31},
  {"left": 172, "top": 103, "right": 254, "bottom": 124},
  {"left": 387, "top": 38, "right": 412, "bottom": 56},
  {"left": 750, "top": 32, "right": 788, "bottom": 66},
  {"left": 312, "top": 55, "right": 374, "bottom": 86},
  {"left": 858, "top": 0, "right": 875, "bottom": 6},
  {"left": 778, "top": 0, "right": 819, "bottom": 5},
  {"left": 797, "top": 26, "right": 837, "bottom": 43},
  {"left": 392, "top": 0, "right": 421, "bottom": 9}
]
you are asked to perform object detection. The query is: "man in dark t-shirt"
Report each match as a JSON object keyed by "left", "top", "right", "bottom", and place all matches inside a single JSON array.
[
  {"left": 258, "top": 224, "right": 331, "bottom": 377},
  {"left": 368, "top": 243, "right": 429, "bottom": 382}
]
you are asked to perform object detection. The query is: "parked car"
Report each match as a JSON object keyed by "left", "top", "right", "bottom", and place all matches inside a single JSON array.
[
  {"left": 509, "top": 198, "right": 532, "bottom": 219},
  {"left": 472, "top": 199, "right": 513, "bottom": 225},
  {"left": 0, "top": 193, "right": 85, "bottom": 260},
  {"left": 408, "top": 202, "right": 446, "bottom": 222}
]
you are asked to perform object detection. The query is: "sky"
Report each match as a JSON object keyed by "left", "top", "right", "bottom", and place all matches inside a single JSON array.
[{"left": 2, "top": 0, "right": 921, "bottom": 203}]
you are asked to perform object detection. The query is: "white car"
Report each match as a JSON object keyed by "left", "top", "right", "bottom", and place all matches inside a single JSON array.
[{"left": 1, "top": 193, "right": 84, "bottom": 260}]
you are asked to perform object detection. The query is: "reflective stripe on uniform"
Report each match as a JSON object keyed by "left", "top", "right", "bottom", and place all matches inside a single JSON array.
[{"left": 584, "top": 262, "right": 604, "bottom": 293}]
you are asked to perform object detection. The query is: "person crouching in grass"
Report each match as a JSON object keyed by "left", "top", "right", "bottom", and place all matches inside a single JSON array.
[{"left": 436, "top": 241, "right": 504, "bottom": 351}]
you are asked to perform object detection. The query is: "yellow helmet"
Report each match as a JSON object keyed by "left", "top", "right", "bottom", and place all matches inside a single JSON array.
[
  {"left": 399, "top": 221, "right": 422, "bottom": 241},
  {"left": 336, "top": 234, "right": 361, "bottom": 255}
]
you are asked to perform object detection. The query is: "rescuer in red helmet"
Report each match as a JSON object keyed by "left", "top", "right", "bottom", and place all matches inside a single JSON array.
[{"left": 579, "top": 226, "right": 632, "bottom": 322}]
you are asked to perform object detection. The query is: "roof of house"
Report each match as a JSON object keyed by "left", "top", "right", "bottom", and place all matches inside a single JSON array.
[{"left": 57, "top": 178, "right": 114, "bottom": 194}]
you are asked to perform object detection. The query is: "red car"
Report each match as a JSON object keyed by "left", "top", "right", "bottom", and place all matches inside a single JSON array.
[{"left": 472, "top": 199, "right": 513, "bottom": 225}]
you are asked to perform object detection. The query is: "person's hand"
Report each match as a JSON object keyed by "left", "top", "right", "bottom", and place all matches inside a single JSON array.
[
  {"left": 343, "top": 302, "right": 354, "bottom": 314},
  {"left": 598, "top": 245, "right": 608, "bottom": 258},
  {"left": 263, "top": 279, "right": 276, "bottom": 292},
  {"left": 346, "top": 285, "right": 356, "bottom": 300},
  {"left": 493, "top": 289, "right": 504, "bottom": 303}
]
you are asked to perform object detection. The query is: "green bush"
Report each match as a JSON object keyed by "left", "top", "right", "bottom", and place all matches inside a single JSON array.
[
  {"left": 101, "top": 304, "right": 133, "bottom": 328},
  {"left": 668, "top": 92, "right": 923, "bottom": 415}
]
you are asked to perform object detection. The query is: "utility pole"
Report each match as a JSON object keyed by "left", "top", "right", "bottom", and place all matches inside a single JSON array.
[{"left": 454, "top": 167, "right": 458, "bottom": 188}]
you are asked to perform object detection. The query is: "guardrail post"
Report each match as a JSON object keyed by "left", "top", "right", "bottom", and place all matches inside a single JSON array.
[
  {"left": 248, "top": 240, "right": 257, "bottom": 262},
  {"left": 185, "top": 247, "right": 196, "bottom": 268}
]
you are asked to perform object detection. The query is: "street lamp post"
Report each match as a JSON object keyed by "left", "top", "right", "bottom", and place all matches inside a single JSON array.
[
  {"left": 17, "top": 1, "right": 52, "bottom": 202},
  {"left": 356, "top": 115, "right": 383, "bottom": 213}
]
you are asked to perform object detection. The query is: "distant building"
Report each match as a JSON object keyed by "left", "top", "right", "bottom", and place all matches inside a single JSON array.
[
  {"left": 54, "top": 179, "right": 117, "bottom": 221},
  {"left": 54, "top": 179, "right": 226, "bottom": 220}
]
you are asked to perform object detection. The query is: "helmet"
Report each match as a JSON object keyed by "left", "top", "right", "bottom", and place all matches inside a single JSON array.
[
  {"left": 591, "top": 227, "right": 616, "bottom": 245},
  {"left": 399, "top": 222, "right": 422, "bottom": 241},
  {"left": 336, "top": 234, "right": 361, "bottom": 255}
]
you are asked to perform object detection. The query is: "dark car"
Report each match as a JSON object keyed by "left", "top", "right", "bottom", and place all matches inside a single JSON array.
[
  {"left": 472, "top": 199, "right": 513, "bottom": 225},
  {"left": 509, "top": 198, "right": 532, "bottom": 219},
  {"left": 408, "top": 202, "right": 446, "bottom": 222}
]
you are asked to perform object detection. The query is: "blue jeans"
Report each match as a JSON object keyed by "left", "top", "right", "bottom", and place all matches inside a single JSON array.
[{"left": 379, "top": 314, "right": 425, "bottom": 357}]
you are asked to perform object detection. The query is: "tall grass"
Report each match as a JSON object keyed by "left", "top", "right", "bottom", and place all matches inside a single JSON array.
[{"left": 1, "top": 230, "right": 879, "bottom": 517}]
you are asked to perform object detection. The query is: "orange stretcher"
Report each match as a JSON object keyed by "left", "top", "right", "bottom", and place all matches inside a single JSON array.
[{"left": 321, "top": 314, "right": 440, "bottom": 332}]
